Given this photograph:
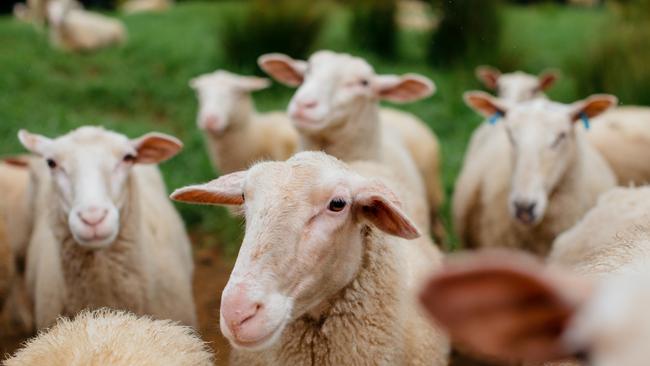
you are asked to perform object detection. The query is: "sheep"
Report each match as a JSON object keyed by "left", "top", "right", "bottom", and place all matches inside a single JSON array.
[
  {"left": 121, "top": 0, "right": 172, "bottom": 14},
  {"left": 258, "top": 50, "right": 443, "bottom": 239},
  {"left": 453, "top": 92, "right": 617, "bottom": 255},
  {"left": 171, "top": 151, "right": 450, "bottom": 366},
  {"left": 189, "top": 70, "right": 299, "bottom": 175},
  {"left": 46, "top": 0, "right": 126, "bottom": 52},
  {"left": 419, "top": 250, "right": 650, "bottom": 366},
  {"left": 475, "top": 66, "right": 558, "bottom": 103},
  {"left": 18, "top": 126, "right": 196, "bottom": 329},
  {"left": 4, "top": 309, "right": 214, "bottom": 366}
]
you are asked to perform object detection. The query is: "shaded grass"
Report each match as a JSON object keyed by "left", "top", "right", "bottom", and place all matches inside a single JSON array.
[{"left": 0, "top": 2, "right": 611, "bottom": 253}]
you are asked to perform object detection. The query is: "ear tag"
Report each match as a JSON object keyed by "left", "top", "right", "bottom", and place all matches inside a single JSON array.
[
  {"left": 488, "top": 111, "right": 502, "bottom": 125},
  {"left": 580, "top": 112, "right": 590, "bottom": 130}
]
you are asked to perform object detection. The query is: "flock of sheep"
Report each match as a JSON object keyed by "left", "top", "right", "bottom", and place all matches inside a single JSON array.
[{"left": 3, "top": 3, "right": 650, "bottom": 365}]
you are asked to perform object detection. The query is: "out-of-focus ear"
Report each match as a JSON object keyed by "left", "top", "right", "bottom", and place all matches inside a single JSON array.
[
  {"left": 569, "top": 94, "right": 618, "bottom": 123},
  {"left": 537, "top": 69, "right": 560, "bottom": 92},
  {"left": 2, "top": 155, "right": 30, "bottom": 168},
  {"left": 419, "top": 250, "right": 593, "bottom": 365},
  {"left": 353, "top": 179, "right": 420, "bottom": 239},
  {"left": 170, "top": 171, "right": 246, "bottom": 206},
  {"left": 18, "top": 130, "right": 53, "bottom": 157},
  {"left": 258, "top": 53, "right": 307, "bottom": 87},
  {"left": 234, "top": 76, "right": 272, "bottom": 92},
  {"left": 131, "top": 132, "right": 183, "bottom": 164},
  {"left": 188, "top": 77, "right": 201, "bottom": 90},
  {"left": 463, "top": 91, "right": 508, "bottom": 118},
  {"left": 475, "top": 66, "right": 501, "bottom": 90},
  {"left": 374, "top": 74, "right": 436, "bottom": 103}
]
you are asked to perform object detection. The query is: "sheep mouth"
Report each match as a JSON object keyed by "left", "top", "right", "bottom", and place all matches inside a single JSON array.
[{"left": 228, "top": 320, "right": 286, "bottom": 351}]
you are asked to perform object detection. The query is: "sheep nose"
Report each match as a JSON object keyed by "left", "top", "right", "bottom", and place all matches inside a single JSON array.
[
  {"left": 296, "top": 99, "right": 318, "bottom": 110},
  {"left": 78, "top": 207, "right": 108, "bottom": 226},
  {"left": 202, "top": 115, "right": 220, "bottom": 131},
  {"left": 221, "top": 287, "right": 262, "bottom": 329},
  {"left": 514, "top": 201, "right": 537, "bottom": 224}
]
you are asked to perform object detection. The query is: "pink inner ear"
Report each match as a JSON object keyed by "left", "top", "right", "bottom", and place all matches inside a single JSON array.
[
  {"left": 134, "top": 135, "right": 182, "bottom": 164},
  {"left": 478, "top": 70, "right": 500, "bottom": 90},
  {"left": 260, "top": 60, "right": 303, "bottom": 86},
  {"left": 171, "top": 171, "right": 246, "bottom": 206},
  {"left": 379, "top": 78, "right": 432, "bottom": 103}
]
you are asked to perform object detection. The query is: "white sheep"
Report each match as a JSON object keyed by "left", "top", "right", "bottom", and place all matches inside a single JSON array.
[
  {"left": 171, "top": 151, "right": 450, "bottom": 366},
  {"left": 121, "top": 0, "right": 172, "bottom": 14},
  {"left": 4, "top": 309, "right": 214, "bottom": 366},
  {"left": 18, "top": 126, "right": 196, "bottom": 329},
  {"left": 259, "top": 51, "right": 443, "bottom": 238},
  {"left": 46, "top": 0, "right": 126, "bottom": 52},
  {"left": 420, "top": 249, "right": 650, "bottom": 366},
  {"left": 189, "top": 70, "right": 298, "bottom": 174},
  {"left": 453, "top": 92, "right": 617, "bottom": 255},
  {"left": 475, "top": 66, "right": 558, "bottom": 103}
]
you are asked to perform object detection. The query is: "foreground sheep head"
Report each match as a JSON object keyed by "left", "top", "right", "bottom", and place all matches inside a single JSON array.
[
  {"left": 420, "top": 251, "right": 650, "bottom": 366},
  {"left": 464, "top": 92, "right": 617, "bottom": 226},
  {"left": 258, "top": 50, "right": 435, "bottom": 134},
  {"left": 171, "top": 151, "right": 419, "bottom": 350},
  {"left": 18, "top": 126, "right": 182, "bottom": 249},
  {"left": 476, "top": 66, "right": 559, "bottom": 102},
  {"left": 189, "top": 70, "right": 271, "bottom": 134}
]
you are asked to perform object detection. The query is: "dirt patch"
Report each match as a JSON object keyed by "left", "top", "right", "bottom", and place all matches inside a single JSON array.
[{"left": 0, "top": 246, "right": 235, "bottom": 362}]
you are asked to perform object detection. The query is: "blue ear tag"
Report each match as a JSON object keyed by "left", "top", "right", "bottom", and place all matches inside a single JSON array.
[
  {"left": 488, "top": 111, "right": 502, "bottom": 125},
  {"left": 580, "top": 112, "right": 590, "bottom": 130}
]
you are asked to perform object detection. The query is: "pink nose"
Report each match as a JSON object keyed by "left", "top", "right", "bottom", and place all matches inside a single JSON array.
[
  {"left": 221, "top": 284, "right": 264, "bottom": 341},
  {"left": 78, "top": 207, "right": 108, "bottom": 226},
  {"left": 202, "top": 115, "right": 221, "bottom": 131},
  {"left": 296, "top": 99, "right": 318, "bottom": 110}
]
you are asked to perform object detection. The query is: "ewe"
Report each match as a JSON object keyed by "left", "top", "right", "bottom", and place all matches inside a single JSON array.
[
  {"left": 421, "top": 248, "right": 650, "bottom": 366},
  {"left": 259, "top": 50, "right": 444, "bottom": 240},
  {"left": 172, "top": 151, "right": 450, "bottom": 366},
  {"left": 46, "top": 0, "right": 126, "bottom": 52},
  {"left": 454, "top": 92, "right": 616, "bottom": 255},
  {"left": 121, "top": 0, "right": 172, "bottom": 14},
  {"left": 476, "top": 65, "right": 650, "bottom": 185},
  {"left": 189, "top": 70, "right": 298, "bottom": 174},
  {"left": 4, "top": 309, "right": 214, "bottom": 366},
  {"left": 18, "top": 126, "right": 196, "bottom": 329}
]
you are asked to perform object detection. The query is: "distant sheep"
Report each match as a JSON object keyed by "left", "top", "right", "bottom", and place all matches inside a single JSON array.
[
  {"left": 19, "top": 126, "right": 196, "bottom": 329},
  {"left": 4, "top": 309, "right": 214, "bottom": 366},
  {"left": 259, "top": 50, "right": 443, "bottom": 238},
  {"left": 46, "top": 0, "right": 126, "bottom": 52},
  {"left": 189, "top": 70, "right": 298, "bottom": 174},
  {"left": 121, "top": 0, "right": 172, "bottom": 14},
  {"left": 172, "top": 151, "right": 450, "bottom": 366},
  {"left": 453, "top": 92, "right": 617, "bottom": 255},
  {"left": 475, "top": 66, "right": 558, "bottom": 103}
]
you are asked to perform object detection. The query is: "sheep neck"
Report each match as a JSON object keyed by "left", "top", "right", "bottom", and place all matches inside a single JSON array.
[
  {"left": 204, "top": 96, "right": 255, "bottom": 174},
  {"left": 300, "top": 103, "right": 382, "bottom": 162},
  {"left": 55, "top": 173, "right": 147, "bottom": 316}
]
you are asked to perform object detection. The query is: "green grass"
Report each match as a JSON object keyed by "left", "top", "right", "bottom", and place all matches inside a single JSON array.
[{"left": 0, "top": 2, "right": 611, "bottom": 253}]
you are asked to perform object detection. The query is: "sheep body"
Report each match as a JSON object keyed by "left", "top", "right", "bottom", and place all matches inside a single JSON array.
[
  {"left": 4, "top": 309, "right": 214, "bottom": 366},
  {"left": 48, "top": 1, "right": 126, "bottom": 52},
  {"left": 121, "top": 0, "right": 172, "bottom": 14}
]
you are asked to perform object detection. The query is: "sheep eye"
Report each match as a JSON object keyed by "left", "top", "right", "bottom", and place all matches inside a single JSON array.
[
  {"left": 328, "top": 198, "right": 347, "bottom": 212},
  {"left": 360, "top": 79, "right": 369, "bottom": 87},
  {"left": 552, "top": 132, "right": 567, "bottom": 148},
  {"left": 123, "top": 154, "right": 136, "bottom": 163},
  {"left": 241, "top": 193, "right": 245, "bottom": 202},
  {"left": 46, "top": 159, "right": 57, "bottom": 169}
]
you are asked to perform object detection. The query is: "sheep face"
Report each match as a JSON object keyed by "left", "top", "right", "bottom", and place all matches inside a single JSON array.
[
  {"left": 171, "top": 151, "right": 419, "bottom": 351},
  {"left": 189, "top": 70, "right": 271, "bottom": 135},
  {"left": 258, "top": 50, "right": 434, "bottom": 134},
  {"left": 464, "top": 92, "right": 617, "bottom": 226},
  {"left": 18, "top": 126, "right": 182, "bottom": 249},
  {"left": 476, "top": 66, "right": 558, "bottom": 103}
]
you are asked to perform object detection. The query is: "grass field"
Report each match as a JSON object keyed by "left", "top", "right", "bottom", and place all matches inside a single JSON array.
[{"left": 0, "top": 1, "right": 611, "bottom": 253}]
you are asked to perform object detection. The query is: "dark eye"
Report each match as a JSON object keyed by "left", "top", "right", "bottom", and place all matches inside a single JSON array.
[
  {"left": 241, "top": 193, "right": 245, "bottom": 202},
  {"left": 46, "top": 159, "right": 57, "bottom": 169},
  {"left": 552, "top": 132, "right": 567, "bottom": 148},
  {"left": 328, "top": 198, "right": 347, "bottom": 212},
  {"left": 123, "top": 154, "right": 136, "bottom": 163},
  {"left": 360, "top": 79, "right": 369, "bottom": 87}
]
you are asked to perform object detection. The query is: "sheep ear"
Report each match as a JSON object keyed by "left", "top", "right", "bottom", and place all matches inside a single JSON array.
[
  {"left": 475, "top": 66, "right": 501, "bottom": 90},
  {"left": 131, "top": 132, "right": 183, "bottom": 164},
  {"left": 464, "top": 91, "right": 508, "bottom": 118},
  {"left": 420, "top": 251, "right": 592, "bottom": 365},
  {"left": 18, "top": 130, "right": 52, "bottom": 156},
  {"left": 170, "top": 171, "right": 246, "bottom": 206},
  {"left": 538, "top": 70, "right": 559, "bottom": 92},
  {"left": 374, "top": 74, "right": 436, "bottom": 103},
  {"left": 234, "top": 76, "right": 271, "bottom": 92},
  {"left": 188, "top": 77, "right": 201, "bottom": 90},
  {"left": 353, "top": 179, "right": 420, "bottom": 239},
  {"left": 3, "top": 155, "right": 30, "bottom": 168},
  {"left": 258, "top": 53, "right": 307, "bottom": 87},
  {"left": 569, "top": 94, "right": 618, "bottom": 123}
]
